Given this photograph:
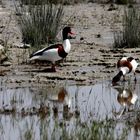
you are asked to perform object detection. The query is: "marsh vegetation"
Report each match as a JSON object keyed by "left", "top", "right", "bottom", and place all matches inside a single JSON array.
[{"left": 114, "top": 6, "right": 140, "bottom": 48}]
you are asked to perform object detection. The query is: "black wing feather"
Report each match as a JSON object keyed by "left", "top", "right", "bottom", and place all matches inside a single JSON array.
[{"left": 30, "top": 44, "right": 62, "bottom": 58}]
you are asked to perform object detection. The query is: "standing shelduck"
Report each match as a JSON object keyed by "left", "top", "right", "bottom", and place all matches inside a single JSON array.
[
  {"left": 30, "top": 26, "right": 75, "bottom": 72},
  {"left": 112, "top": 57, "right": 138, "bottom": 85}
]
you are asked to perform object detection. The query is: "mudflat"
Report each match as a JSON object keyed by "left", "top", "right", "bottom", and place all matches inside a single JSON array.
[{"left": 0, "top": 1, "right": 140, "bottom": 87}]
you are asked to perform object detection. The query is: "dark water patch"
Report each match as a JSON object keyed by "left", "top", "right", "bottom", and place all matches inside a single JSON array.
[
  {"left": 101, "top": 70, "right": 113, "bottom": 73},
  {"left": 110, "top": 49, "right": 127, "bottom": 54},
  {"left": 94, "top": 62, "right": 112, "bottom": 67},
  {"left": 105, "top": 64, "right": 115, "bottom": 68},
  {"left": 99, "top": 49, "right": 110, "bottom": 53},
  {"left": 135, "top": 50, "right": 140, "bottom": 53},
  {"left": 113, "top": 54, "right": 125, "bottom": 58},
  {"left": 99, "top": 49, "right": 127, "bottom": 54},
  {"left": 101, "top": 54, "right": 111, "bottom": 57}
]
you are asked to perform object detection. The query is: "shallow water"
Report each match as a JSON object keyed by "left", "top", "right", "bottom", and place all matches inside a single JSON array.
[{"left": 0, "top": 79, "right": 140, "bottom": 140}]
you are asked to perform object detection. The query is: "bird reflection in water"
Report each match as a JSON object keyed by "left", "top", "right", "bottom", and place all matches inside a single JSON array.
[
  {"left": 47, "top": 87, "right": 72, "bottom": 118},
  {"left": 48, "top": 87, "right": 71, "bottom": 107},
  {"left": 134, "top": 117, "right": 140, "bottom": 137},
  {"left": 114, "top": 84, "right": 138, "bottom": 118}
]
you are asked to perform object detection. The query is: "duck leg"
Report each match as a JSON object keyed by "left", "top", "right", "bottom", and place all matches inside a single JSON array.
[
  {"left": 123, "top": 75, "right": 126, "bottom": 82},
  {"left": 134, "top": 72, "right": 137, "bottom": 82},
  {"left": 118, "top": 106, "right": 126, "bottom": 118},
  {"left": 51, "top": 64, "right": 56, "bottom": 72}
]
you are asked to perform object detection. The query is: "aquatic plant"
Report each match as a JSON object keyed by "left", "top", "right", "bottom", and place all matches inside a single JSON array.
[
  {"left": 113, "top": 6, "right": 140, "bottom": 48},
  {"left": 18, "top": 0, "right": 90, "bottom": 5},
  {"left": 15, "top": 0, "right": 64, "bottom": 48},
  {"left": 48, "top": 118, "right": 130, "bottom": 140},
  {"left": 19, "top": 118, "right": 35, "bottom": 140}
]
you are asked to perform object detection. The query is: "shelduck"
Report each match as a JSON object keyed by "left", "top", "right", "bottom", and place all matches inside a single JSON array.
[
  {"left": 112, "top": 57, "right": 138, "bottom": 85},
  {"left": 30, "top": 26, "right": 75, "bottom": 72}
]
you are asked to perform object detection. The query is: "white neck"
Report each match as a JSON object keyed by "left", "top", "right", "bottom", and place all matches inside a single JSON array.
[
  {"left": 120, "top": 67, "right": 129, "bottom": 75},
  {"left": 63, "top": 39, "right": 71, "bottom": 53},
  {"left": 130, "top": 59, "right": 138, "bottom": 71}
]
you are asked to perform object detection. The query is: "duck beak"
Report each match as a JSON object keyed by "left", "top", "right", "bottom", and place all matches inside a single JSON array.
[
  {"left": 69, "top": 31, "right": 75, "bottom": 35},
  {"left": 68, "top": 31, "right": 76, "bottom": 39}
]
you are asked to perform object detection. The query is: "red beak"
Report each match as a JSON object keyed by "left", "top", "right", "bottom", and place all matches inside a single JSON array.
[{"left": 69, "top": 31, "right": 75, "bottom": 35}]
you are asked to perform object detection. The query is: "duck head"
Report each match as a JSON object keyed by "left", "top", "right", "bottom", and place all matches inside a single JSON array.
[
  {"left": 62, "top": 26, "right": 75, "bottom": 40},
  {"left": 112, "top": 71, "right": 123, "bottom": 86}
]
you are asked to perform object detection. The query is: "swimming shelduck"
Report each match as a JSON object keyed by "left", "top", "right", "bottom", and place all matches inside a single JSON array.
[
  {"left": 112, "top": 57, "right": 138, "bottom": 85},
  {"left": 30, "top": 26, "right": 75, "bottom": 72}
]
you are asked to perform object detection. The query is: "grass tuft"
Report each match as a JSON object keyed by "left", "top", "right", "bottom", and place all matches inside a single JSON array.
[
  {"left": 113, "top": 6, "right": 140, "bottom": 48},
  {"left": 15, "top": 1, "right": 64, "bottom": 49}
]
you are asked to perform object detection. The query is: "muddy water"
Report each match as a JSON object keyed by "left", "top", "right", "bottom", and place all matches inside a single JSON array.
[{"left": 0, "top": 80, "right": 139, "bottom": 139}]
